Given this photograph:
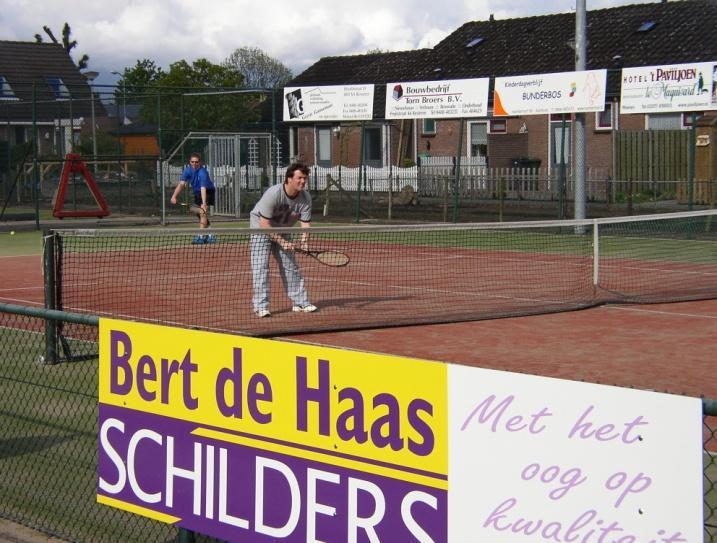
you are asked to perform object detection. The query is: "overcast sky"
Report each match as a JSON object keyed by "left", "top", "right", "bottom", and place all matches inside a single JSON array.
[{"left": 1, "top": 0, "right": 659, "bottom": 86}]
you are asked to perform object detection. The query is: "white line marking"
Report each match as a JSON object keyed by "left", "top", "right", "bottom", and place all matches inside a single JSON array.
[
  {"left": 0, "top": 297, "right": 43, "bottom": 306},
  {"left": 0, "top": 286, "right": 44, "bottom": 292},
  {"left": 601, "top": 305, "right": 717, "bottom": 320}
]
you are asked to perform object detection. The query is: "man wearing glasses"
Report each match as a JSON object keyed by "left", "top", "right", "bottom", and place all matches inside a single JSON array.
[{"left": 171, "top": 152, "right": 217, "bottom": 244}]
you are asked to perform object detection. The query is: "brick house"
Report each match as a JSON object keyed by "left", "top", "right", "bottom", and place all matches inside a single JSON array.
[
  {"left": 285, "top": 0, "right": 717, "bottom": 176},
  {"left": 0, "top": 40, "right": 102, "bottom": 158}
]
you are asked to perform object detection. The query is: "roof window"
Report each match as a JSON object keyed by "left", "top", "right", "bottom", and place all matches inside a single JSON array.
[
  {"left": 46, "top": 76, "right": 71, "bottom": 100},
  {"left": 637, "top": 21, "right": 656, "bottom": 32},
  {"left": 466, "top": 37, "right": 484, "bottom": 48},
  {"left": 0, "top": 75, "right": 17, "bottom": 100}
]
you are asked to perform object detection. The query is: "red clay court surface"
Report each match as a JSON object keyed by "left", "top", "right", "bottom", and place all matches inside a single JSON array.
[{"left": 1, "top": 252, "right": 715, "bottom": 401}]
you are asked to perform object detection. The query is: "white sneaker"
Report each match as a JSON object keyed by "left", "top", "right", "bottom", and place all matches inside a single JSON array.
[
  {"left": 255, "top": 309, "right": 271, "bottom": 318},
  {"left": 292, "top": 304, "right": 317, "bottom": 313}
]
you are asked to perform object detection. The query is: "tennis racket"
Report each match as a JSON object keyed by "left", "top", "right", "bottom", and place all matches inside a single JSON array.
[
  {"left": 295, "top": 248, "right": 350, "bottom": 267},
  {"left": 178, "top": 202, "right": 206, "bottom": 216}
]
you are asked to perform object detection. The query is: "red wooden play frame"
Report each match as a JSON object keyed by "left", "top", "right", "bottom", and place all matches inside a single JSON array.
[{"left": 53, "top": 153, "right": 111, "bottom": 218}]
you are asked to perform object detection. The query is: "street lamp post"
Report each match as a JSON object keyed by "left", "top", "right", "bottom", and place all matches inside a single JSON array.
[
  {"left": 111, "top": 71, "right": 127, "bottom": 124},
  {"left": 83, "top": 71, "right": 99, "bottom": 176}
]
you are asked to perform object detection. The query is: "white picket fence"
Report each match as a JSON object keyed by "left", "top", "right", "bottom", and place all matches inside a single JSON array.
[{"left": 163, "top": 160, "right": 615, "bottom": 203}]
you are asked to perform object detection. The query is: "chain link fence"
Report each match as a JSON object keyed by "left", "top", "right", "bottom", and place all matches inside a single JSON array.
[
  {"left": 0, "top": 302, "right": 715, "bottom": 542},
  {"left": 0, "top": 303, "right": 219, "bottom": 543}
]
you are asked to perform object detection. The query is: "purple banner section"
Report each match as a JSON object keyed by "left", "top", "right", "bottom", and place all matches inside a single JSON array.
[{"left": 98, "top": 404, "right": 447, "bottom": 542}]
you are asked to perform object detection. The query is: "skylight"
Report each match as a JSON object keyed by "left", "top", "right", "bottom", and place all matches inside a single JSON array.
[
  {"left": 0, "top": 75, "right": 17, "bottom": 100},
  {"left": 466, "top": 37, "right": 484, "bottom": 48},
  {"left": 46, "top": 76, "right": 71, "bottom": 100},
  {"left": 637, "top": 21, "right": 656, "bottom": 32}
]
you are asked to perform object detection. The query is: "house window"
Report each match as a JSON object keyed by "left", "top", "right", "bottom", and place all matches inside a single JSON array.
[
  {"left": 0, "top": 75, "right": 17, "bottom": 100},
  {"left": 14, "top": 126, "right": 26, "bottom": 144},
  {"left": 469, "top": 122, "right": 487, "bottom": 159},
  {"left": 646, "top": 113, "right": 681, "bottom": 130},
  {"left": 363, "top": 126, "right": 382, "bottom": 166},
  {"left": 46, "top": 76, "right": 71, "bottom": 100},
  {"left": 682, "top": 112, "right": 702, "bottom": 127},
  {"left": 637, "top": 21, "right": 656, "bottom": 32},
  {"left": 551, "top": 119, "right": 571, "bottom": 166},
  {"left": 316, "top": 126, "right": 331, "bottom": 166},
  {"left": 595, "top": 102, "right": 614, "bottom": 130},
  {"left": 489, "top": 119, "right": 507, "bottom": 133},
  {"left": 466, "top": 37, "right": 484, "bottom": 48},
  {"left": 422, "top": 119, "right": 436, "bottom": 135}
]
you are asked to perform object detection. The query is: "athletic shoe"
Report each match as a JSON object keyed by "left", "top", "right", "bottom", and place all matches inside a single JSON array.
[
  {"left": 255, "top": 309, "right": 271, "bottom": 318},
  {"left": 204, "top": 234, "right": 217, "bottom": 244},
  {"left": 292, "top": 304, "right": 318, "bottom": 313},
  {"left": 191, "top": 235, "right": 205, "bottom": 245}
]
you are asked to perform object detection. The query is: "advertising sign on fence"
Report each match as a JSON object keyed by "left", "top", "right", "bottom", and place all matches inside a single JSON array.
[
  {"left": 283, "top": 85, "right": 375, "bottom": 121},
  {"left": 97, "top": 318, "right": 703, "bottom": 542},
  {"left": 384, "top": 78, "right": 490, "bottom": 119},
  {"left": 620, "top": 61, "right": 717, "bottom": 113},
  {"left": 493, "top": 70, "right": 607, "bottom": 116}
]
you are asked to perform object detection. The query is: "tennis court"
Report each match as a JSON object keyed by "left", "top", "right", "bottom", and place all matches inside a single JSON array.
[
  {"left": 31, "top": 211, "right": 717, "bottom": 339},
  {"left": 1, "top": 211, "right": 715, "bottom": 400}
]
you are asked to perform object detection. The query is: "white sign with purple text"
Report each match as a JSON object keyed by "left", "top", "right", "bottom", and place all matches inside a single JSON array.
[
  {"left": 449, "top": 366, "right": 703, "bottom": 542},
  {"left": 620, "top": 62, "right": 717, "bottom": 114}
]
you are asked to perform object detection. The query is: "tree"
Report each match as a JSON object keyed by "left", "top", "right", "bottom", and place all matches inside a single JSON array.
[
  {"left": 127, "top": 58, "right": 259, "bottom": 155},
  {"left": 114, "top": 59, "right": 165, "bottom": 103},
  {"left": 34, "top": 23, "right": 89, "bottom": 69},
  {"left": 223, "top": 46, "right": 293, "bottom": 89}
]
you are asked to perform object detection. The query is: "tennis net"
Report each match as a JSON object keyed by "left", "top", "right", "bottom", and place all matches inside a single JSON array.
[{"left": 46, "top": 210, "right": 717, "bottom": 336}]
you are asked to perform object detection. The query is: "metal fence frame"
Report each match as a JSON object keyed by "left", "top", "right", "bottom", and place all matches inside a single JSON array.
[{"left": 0, "top": 301, "right": 715, "bottom": 542}]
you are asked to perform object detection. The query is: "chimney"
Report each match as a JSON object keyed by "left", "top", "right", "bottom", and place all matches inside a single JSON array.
[{"left": 489, "top": 14, "right": 494, "bottom": 22}]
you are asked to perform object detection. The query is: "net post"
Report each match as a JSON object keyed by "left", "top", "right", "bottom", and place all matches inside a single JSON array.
[{"left": 42, "top": 229, "right": 58, "bottom": 365}]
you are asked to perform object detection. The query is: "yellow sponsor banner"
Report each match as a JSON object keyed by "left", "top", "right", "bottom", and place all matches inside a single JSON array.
[
  {"left": 99, "top": 318, "right": 447, "bottom": 477},
  {"left": 97, "top": 495, "right": 181, "bottom": 524}
]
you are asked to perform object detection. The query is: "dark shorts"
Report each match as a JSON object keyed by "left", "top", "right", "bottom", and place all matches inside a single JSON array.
[{"left": 194, "top": 189, "right": 215, "bottom": 206}]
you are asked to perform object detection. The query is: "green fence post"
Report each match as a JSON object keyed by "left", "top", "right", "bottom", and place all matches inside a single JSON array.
[
  {"left": 688, "top": 113, "right": 696, "bottom": 212},
  {"left": 453, "top": 118, "right": 464, "bottom": 223},
  {"left": 32, "top": 82, "right": 40, "bottom": 229},
  {"left": 158, "top": 88, "right": 166, "bottom": 225},
  {"left": 178, "top": 528, "right": 195, "bottom": 543},
  {"left": 558, "top": 114, "right": 568, "bottom": 220},
  {"left": 355, "top": 121, "right": 365, "bottom": 223}
]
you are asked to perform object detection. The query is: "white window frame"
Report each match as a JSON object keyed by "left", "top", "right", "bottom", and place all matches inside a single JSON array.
[
  {"left": 595, "top": 102, "right": 616, "bottom": 131},
  {"left": 488, "top": 118, "right": 507, "bottom": 133},
  {"left": 468, "top": 121, "right": 488, "bottom": 159},
  {"left": 682, "top": 112, "right": 702, "bottom": 128},
  {"left": 315, "top": 126, "right": 332, "bottom": 166},
  {"left": 422, "top": 118, "right": 436, "bottom": 135},
  {"left": 645, "top": 113, "right": 682, "bottom": 130},
  {"left": 550, "top": 117, "right": 572, "bottom": 168},
  {"left": 362, "top": 125, "right": 383, "bottom": 166}
]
